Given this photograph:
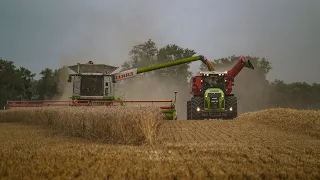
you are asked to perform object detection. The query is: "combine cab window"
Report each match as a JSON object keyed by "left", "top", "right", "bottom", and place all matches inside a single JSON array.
[{"left": 80, "top": 75, "right": 104, "bottom": 96}]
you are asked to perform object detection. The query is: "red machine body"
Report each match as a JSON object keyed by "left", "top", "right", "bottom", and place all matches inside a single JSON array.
[
  {"left": 190, "top": 56, "right": 254, "bottom": 96},
  {"left": 190, "top": 75, "right": 203, "bottom": 96}
]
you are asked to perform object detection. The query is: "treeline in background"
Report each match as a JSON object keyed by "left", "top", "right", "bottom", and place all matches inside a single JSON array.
[{"left": 1, "top": 39, "right": 319, "bottom": 115}]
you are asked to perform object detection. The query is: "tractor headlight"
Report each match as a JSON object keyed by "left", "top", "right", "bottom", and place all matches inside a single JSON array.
[
  {"left": 229, "top": 107, "right": 233, "bottom": 111},
  {"left": 197, "top": 107, "right": 200, "bottom": 112}
]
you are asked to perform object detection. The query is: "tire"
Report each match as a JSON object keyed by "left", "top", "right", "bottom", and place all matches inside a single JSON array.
[
  {"left": 187, "top": 96, "right": 204, "bottom": 120},
  {"left": 225, "top": 96, "right": 237, "bottom": 119},
  {"left": 187, "top": 101, "right": 191, "bottom": 120}
]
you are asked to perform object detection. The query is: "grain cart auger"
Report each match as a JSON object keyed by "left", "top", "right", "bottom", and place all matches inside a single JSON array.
[
  {"left": 187, "top": 57, "right": 254, "bottom": 120},
  {"left": 6, "top": 56, "right": 215, "bottom": 121}
]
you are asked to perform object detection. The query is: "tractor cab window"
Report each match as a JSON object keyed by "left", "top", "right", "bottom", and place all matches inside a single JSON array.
[
  {"left": 205, "top": 76, "right": 218, "bottom": 85},
  {"left": 203, "top": 75, "right": 225, "bottom": 88},
  {"left": 204, "top": 76, "right": 224, "bottom": 85}
]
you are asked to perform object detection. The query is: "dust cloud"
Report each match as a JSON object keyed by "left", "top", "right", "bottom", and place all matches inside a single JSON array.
[
  {"left": 225, "top": 60, "right": 272, "bottom": 114},
  {"left": 51, "top": 67, "right": 74, "bottom": 101},
  {"left": 115, "top": 74, "right": 191, "bottom": 120},
  {"left": 54, "top": 0, "right": 167, "bottom": 100}
]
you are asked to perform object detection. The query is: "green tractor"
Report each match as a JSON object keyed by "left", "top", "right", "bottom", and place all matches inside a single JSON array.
[{"left": 187, "top": 57, "right": 254, "bottom": 120}]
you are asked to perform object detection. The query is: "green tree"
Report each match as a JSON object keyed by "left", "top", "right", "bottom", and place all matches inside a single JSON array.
[
  {"left": 0, "top": 59, "right": 36, "bottom": 109},
  {"left": 119, "top": 39, "right": 196, "bottom": 83},
  {"left": 310, "top": 83, "right": 320, "bottom": 109},
  {"left": 121, "top": 39, "right": 158, "bottom": 72},
  {"left": 116, "top": 39, "right": 159, "bottom": 100},
  {"left": 156, "top": 44, "right": 195, "bottom": 84},
  {"left": 36, "top": 68, "right": 58, "bottom": 100},
  {"left": 270, "top": 80, "right": 320, "bottom": 109},
  {"left": 269, "top": 79, "right": 293, "bottom": 107}
]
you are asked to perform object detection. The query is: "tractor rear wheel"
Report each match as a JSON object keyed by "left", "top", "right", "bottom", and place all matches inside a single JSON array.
[
  {"left": 225, "top": 95, "right": 237, "bottom": 119},
  {"left": 187, "top": 96, "right": 204, "bottom": 120}
]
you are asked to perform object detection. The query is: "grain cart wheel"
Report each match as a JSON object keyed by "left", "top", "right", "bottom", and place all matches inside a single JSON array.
[
  {"left": 189, "top": 96, "right": 204, "bottom": 120},
  {"left": 225, "top": 95, "right": 237, "bottom": 119}
]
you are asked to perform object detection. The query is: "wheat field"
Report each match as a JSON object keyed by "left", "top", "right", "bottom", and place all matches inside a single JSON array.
[{"left": 0, "top": 107, "right": 319, "bottom": 179}]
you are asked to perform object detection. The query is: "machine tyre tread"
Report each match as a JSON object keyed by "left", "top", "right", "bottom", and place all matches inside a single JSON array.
[
  {"left": 189, "top": 96, "right": 204, "bottom": 120},
  {"left": 225, "top": 95, "right": 237, "bottom": 119},
  {"left": 187, "top": 101, "right": 191, "bottom": 120}
]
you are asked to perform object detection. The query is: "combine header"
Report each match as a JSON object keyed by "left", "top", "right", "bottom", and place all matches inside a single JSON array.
[{"left": 6, "top": 56, "right": 215, "bottom": 120}]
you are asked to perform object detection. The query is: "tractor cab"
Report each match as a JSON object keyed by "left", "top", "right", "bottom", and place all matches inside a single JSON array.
[
  {"left": 191, "top": 71, "right": 228, "bottom": 96},
  {"left": 200, "top": 71, "right": 227, "bottom": 92}
]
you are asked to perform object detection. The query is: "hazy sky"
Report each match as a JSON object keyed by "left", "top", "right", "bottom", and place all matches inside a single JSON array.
[{"left": 1, "top": 0, "right": 319, "bottom": 83}]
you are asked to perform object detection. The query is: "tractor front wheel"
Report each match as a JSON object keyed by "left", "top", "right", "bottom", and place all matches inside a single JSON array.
[
  {"left": 186, "top": 97, "right": 204, "bottom": 120},
  {"left": 225, "top": 96, "right": 237, "bottom": 119},
  {"left": 187, "top": 101, "right": 191, "bottom": 120}
]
